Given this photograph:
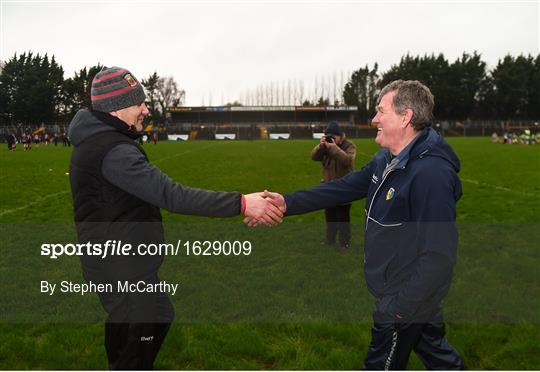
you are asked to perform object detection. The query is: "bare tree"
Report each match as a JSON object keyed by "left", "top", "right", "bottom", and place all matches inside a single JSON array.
[
  {"left": 158, "top": 76, "right": 185, "bottom": 114},
  {"left": 339, "top": 70, "right": 345, "bottom": 105},
  {"left": 142, "top": 73, "right": 185, "bottom": 124},
  {"left": 293, "top": 78, "right": 298, "bottom": 105},
  {"left": 320, "top": 74, "right": 325, "bottom": 103},
  {"left": 265, "top": 83, "right": 271, "bottom": 105},
  {"left": 314, "top": 76, "right": 319, "bottom": 104},
  {"left": 246, "top": 88, "right": 252, "bottom": 106},
  {"left": 257, "top": 85, "right": 262, "bottom": 106},
  {"left": 286, "top": 79, "right": 292, "bottom": 105},
  {"left": 332, "top": 72, "right": 337, "bottom": 105},
  {"left": 298, "top": 80, "right": 305, "bottom": 106}
]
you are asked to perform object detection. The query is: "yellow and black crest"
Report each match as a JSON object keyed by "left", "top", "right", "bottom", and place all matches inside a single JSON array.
[
  {"left": 124, "top": 73, "right": 138, "bottom": 87},
  {"left": 386, "top": 187, "right": 395, "bottom": 201}
]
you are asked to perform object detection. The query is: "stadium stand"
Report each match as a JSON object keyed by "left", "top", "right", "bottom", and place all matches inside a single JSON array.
[{"left": 1, "top": 105, "right": 537, "bottom": 142}]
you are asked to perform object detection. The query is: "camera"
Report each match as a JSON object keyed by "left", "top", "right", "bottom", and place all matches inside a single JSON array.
[{"left": 324, "top": 135, "right": 334, "bottom": 143}]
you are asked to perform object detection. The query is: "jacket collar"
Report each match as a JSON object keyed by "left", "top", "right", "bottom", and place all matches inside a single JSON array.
[{"left": 384, "top": 128, "right": 427, "bottom": 169}]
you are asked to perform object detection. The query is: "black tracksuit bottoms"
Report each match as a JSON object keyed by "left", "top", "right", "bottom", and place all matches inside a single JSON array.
[
  {"left": 96, "top": 274, "right": 174, "bottom": 370},
  {"left": 363, "top": 308, "right": 463, "bottom": 370}
]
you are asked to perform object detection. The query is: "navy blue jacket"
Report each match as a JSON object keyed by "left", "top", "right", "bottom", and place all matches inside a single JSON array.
[{"left": 284, "top": 128, "right": 462, "bottom": 320}]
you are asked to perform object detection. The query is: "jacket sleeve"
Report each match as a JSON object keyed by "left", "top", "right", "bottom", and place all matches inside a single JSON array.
[
  {"left": 102, "top": 144, "right": 242, "bottom": 217},
  {"left": 327, "top": 142, "right": 356, "bottom": 169},
  {"left": 387, "top": 163, "right": 460, "bottom": 319},
  {"left": 284, "top": 159, "right": 374, "bottom": 215},
  {"left": 311, "top": 143, "right": 326, "bottom": 161}
]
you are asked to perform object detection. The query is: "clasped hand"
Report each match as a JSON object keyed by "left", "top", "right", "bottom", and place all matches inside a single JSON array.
[{"left": 243, "top": 191, "right": 286, "bottom": 227}]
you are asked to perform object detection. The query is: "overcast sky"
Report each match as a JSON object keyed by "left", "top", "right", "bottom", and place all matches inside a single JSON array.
[{"left": 1, "top": 0, "right": 538, "bottom": 106}]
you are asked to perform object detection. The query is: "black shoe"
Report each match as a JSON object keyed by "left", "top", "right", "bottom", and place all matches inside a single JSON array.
[{"left": 338, "top": 243, "right": 350, "bottom": 250}]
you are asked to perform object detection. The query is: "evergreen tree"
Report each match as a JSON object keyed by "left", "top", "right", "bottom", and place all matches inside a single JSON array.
[
  {"left": 0, "top": 52, "right": 64, "bottom": 124},
  {"left": 343, "top": 64, "right": 379, "bottom": 123},
  {"left": 486, "top": 54, "right": 536, "bottom": 119},
  {"left": 61, "top": 64, "right": 102, "bottom": 118},
  {"left": 448, "top": 52, "right": 487, "bottom": 119}
]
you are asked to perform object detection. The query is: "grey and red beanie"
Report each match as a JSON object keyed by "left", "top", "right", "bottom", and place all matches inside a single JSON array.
[{"left": 91, "top": 66, "right": 146, "bottom": 112}]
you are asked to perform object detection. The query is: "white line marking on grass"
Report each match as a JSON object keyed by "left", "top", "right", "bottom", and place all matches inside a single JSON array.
[
  {"left": 153, "top": 143, "right": 216, "bottom": 164},
  {"left": 0, "top": 144, "right": 216, "bottom": 217},
  {"left": 461, "top": 178, "right": 537, "bottom": 197},
  {"left": 357, "top": 151, "right": 536, "bottom": 198},
  {"left": 0, "top": 190, "right": 70, "bottom": 217}
]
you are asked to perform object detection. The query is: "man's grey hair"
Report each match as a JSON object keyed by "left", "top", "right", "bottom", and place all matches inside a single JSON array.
[{"left": 377, "top": 80, "right": 434, "bottom": 131}]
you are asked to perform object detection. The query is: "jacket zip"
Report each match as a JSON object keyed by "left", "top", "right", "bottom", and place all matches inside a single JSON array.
[
  {"left": 363, "top": 168, "right": 396, "bottom": 266},
  {"left": 365, "top": 168, "right": 397, "bottom": 231}
]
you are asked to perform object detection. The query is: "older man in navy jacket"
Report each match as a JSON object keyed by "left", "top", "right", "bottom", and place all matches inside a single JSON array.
[{"left": 251, "top": 80, "right": 464, "bottom": 370}]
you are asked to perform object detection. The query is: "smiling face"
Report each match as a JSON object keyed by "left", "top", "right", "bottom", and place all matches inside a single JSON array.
[
  {"left": 110, "top": 102, "right": 149, "bottom": 132},
  {"left": 372, "top": 91, "right": 409, "bottom": 153}
]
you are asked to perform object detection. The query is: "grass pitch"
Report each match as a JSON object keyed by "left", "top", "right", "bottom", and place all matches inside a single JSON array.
[{"left": 0, "top": 137, "right": 539, "bottom": 369}]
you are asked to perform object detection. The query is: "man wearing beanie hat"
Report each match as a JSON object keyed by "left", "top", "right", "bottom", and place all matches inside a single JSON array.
[
  {"left": 311, "top": 121, "right": 356, "bottom": 249},
  {"left": 68, "top": 66, "right": 283, "bottom": 370}
]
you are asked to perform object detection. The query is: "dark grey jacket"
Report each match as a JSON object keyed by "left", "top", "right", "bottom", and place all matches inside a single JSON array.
[{"left": 68, "top": 109, "right": 242, "bottom": 217}]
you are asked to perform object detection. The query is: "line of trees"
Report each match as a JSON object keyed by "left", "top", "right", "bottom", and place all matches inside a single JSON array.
[
  {"left": 236, "top": 73, "right": 347, "bottom": 107},
  {"left": 343, "top": 52, "right": 540, "bottom": 122},
  {"left": 1, "top": 51, "right": 538, "bottom": 126},
  {"left": 0, "top": 52, "right": 184, "bottom": 126}
]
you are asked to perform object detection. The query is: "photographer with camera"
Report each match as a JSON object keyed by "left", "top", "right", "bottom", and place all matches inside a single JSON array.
[{"left": 311, "top": 121, "right": 356, "bottom": 249}]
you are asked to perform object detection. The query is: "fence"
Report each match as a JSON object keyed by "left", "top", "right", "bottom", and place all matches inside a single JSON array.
[{"left": 1, "top": 120, "right": 538, "bottom": 142}]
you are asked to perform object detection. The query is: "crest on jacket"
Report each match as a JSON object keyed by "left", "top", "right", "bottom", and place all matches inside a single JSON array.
[{"left": 386, "top": 187, "right": 395, "bottom": 201}]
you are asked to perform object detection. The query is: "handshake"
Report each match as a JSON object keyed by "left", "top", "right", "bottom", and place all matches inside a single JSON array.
[{"left": 243, "top": 191, "right": 286, "bottom": 227}]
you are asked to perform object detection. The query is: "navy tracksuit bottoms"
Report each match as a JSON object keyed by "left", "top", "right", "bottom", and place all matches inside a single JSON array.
[{"left": 363, "top": 309, "right": 463, "bottom": 370}]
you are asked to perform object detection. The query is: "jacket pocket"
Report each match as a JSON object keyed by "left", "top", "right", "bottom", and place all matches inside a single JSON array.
[{"left": 364, "top": 221, "right": 405, "bottom": 295}]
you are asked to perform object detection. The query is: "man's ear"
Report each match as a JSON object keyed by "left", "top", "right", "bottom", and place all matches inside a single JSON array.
[
  {"left": 109, "top": 111, "right": 119, "bottom": 117},
  {"left": 402, "top": 108, "right": 414, "bottom": 128}
]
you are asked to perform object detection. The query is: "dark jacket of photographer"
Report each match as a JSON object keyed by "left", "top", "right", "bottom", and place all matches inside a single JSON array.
[{"left": 311, "top": 134, "right": 356, "bottom": 182}]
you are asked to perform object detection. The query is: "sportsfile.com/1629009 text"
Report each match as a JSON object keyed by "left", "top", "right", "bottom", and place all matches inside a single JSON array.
[{"left": 40, "top": 240, "right": 253, "bottom": 259}]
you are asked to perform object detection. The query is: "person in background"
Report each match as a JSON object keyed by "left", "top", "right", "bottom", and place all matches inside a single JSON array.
[
  {"left": 311, "top": 121, "right": 356, "bottom": 249},
  {"left": 6, "top": 133, "right": 16, "bottom": 151}
]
